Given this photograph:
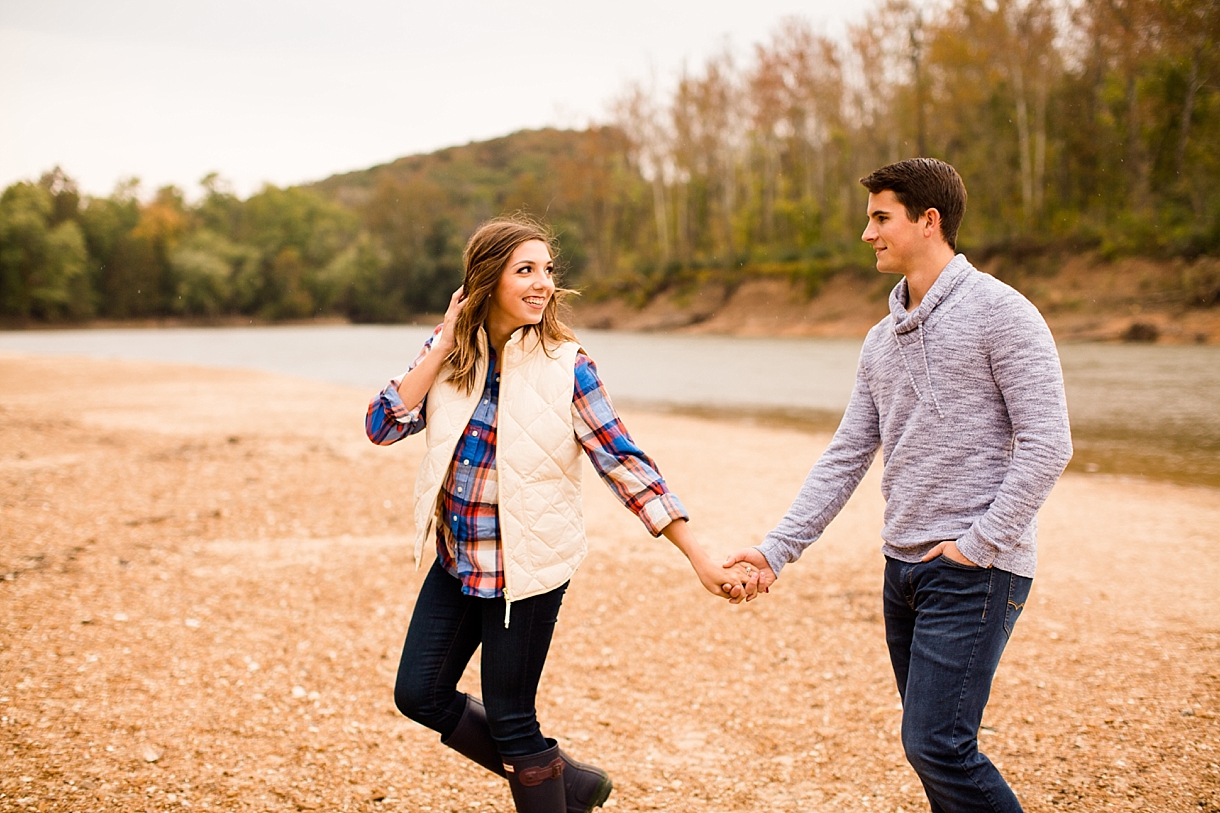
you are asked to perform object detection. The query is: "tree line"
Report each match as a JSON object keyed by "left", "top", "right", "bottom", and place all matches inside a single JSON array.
[{"left": 2, "top": 0, "right": 1216, "bottom": 323}]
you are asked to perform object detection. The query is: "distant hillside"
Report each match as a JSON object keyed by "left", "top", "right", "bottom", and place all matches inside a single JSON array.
[
  {"left": 305, "top": 126, "right": 641, "bottom": 316},
  {"left": 312, "top": 128, "right": 603, "bottom": 212}
]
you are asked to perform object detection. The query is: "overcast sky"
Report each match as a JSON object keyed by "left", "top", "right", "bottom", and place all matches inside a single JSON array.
[{"left": 0, "top": 0, "right": 860, "bottom": 199}]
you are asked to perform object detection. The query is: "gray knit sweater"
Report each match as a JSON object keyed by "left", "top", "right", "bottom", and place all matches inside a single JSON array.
[{"left": 758, "top": 255, "right": 1072, "bottom": 579}]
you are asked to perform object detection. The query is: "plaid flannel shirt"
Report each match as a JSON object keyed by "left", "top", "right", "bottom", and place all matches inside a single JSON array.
[{"left": 366, "top": 325, "right": 688, "bottom": 598}]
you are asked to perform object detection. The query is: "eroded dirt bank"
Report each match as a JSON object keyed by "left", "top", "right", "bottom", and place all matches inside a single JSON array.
[{"left": 568, "top": 255, "right": 1220, "bottom": 344}]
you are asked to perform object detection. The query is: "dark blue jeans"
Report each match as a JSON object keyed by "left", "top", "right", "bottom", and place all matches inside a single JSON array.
[
  {"left": 394, "top": 560, "right": 568, "bottom": 758},
  {"left": 883, "top": 555, "right": 1033, "bottom": 813}
]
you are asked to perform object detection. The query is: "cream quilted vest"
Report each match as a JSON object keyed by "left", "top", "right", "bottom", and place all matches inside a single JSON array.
[{"left": 412, "top": 328, "right": 585, "bottom": 624}]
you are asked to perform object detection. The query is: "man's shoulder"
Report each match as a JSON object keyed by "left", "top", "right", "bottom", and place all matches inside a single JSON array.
[
  {"left": 962, "top": 262, "right": 1040, "bottom": 311},
  {"left": 952, "top": 261, "right": 1055, "bottom": 347},
  {"left": 863, "top": 313, "right": 892, "bottom": 344}
]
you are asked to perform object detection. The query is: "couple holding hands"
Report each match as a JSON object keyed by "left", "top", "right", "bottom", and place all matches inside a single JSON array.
[{"left": 365, "top": 158, "right": 1073, "bottom": 813}]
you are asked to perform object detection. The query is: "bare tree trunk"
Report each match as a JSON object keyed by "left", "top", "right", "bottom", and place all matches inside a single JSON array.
[
  {"left": 720, "top": 149, "right": 737, "bottom": 259},
  {"left": 910, "top": 9, "right": 927, "bottom": 156},
  {"left": 651, "top": 176, "right": 670, "bottom": 263},
  {"left": 1125, "top": 74, "right": 1150, "bottom": 209},
  {"left": 1007, "top": 49, "right": 1034, "bottom": 229},
  {"left": 762, "top": 137, "right": 777, "bottom": 243},
  {"left": 814, "top": 129, "right": 827, "bottom": 218},
  {"left": 800, "top": 116, "right": 815, "bottom": 205},
  {"left": 1034, "top": 74, "right": 1048, "bottom": 219},
  {"left": 1175, "top": 49, "right": 1201, "bottom": 180},
  {"left": 676, "top": 180, "right": 689, "bottom": 263}
]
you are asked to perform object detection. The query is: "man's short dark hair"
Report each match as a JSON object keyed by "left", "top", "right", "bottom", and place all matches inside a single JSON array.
[{"left": 860, "top": 158, "right": 968, "bottom": 250}]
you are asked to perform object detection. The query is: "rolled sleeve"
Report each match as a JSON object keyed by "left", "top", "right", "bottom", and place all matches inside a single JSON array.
[
  {"left": 384, "top": 379, "right": 426, "bottom": 425},
  {"left": 365, "top": 381, "right": 426, "bottom": 445},
  {"left": 364, "top": 325, "right": 441, "bottom": 445}
]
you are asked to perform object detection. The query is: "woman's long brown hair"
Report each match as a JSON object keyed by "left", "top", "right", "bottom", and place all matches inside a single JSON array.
[{"left": 444, "top": 215, "right": 578, "bottom": 394}]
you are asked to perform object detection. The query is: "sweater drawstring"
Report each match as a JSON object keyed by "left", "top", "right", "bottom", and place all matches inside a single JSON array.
[
  {"left": 892, "top": 325, "right": 945, "bottom": 420},
  {"left": 893, "top": 329, "right": 925, "bottom": 402},
  {"left": 917, "top": 326, "right": 946, "bottom": 419},
  {"left": 503, "top": 599, "right": 512, "bottom": 629}
]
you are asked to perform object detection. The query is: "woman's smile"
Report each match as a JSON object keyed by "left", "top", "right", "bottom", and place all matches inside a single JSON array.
[{"left": 486, "top": 239, "right": 556, "bottom": 343}]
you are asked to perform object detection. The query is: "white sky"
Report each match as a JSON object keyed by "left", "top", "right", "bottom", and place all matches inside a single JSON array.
[{"left": 0, "top": 0, "right": 860, "bottom": 199}]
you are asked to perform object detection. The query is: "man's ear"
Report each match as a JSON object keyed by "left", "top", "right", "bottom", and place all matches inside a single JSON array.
[{"left": 922, "top": 208, "right": 942, "bottom": 238}]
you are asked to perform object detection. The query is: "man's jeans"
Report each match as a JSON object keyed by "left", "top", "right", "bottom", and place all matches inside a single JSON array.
[
  {"left": 394, "top": 560, "right": 568, "bottom": 758},
  {"left": 883, "top": 555, "right": 1033, "bottom": 813}
]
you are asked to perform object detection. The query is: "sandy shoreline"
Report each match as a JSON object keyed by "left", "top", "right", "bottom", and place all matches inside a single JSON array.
[{"left": 1, "top": 355, "right": 1217, "bottom": 812}]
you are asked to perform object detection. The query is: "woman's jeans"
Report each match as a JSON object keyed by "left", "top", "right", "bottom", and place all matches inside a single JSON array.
[
  {"left": 394, "top": 560, "right": 568, "bottom": 759},
  {"left": 883, "top": 555, "right": 1033, "bottom": 813}
]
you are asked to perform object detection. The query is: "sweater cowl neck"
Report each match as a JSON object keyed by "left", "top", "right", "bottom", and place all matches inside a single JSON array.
[{"left": 889, "top": 254, "right": 973, "bottom": 335}]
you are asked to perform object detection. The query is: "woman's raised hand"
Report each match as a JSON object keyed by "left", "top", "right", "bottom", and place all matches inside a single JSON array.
[{"left": 436, "top": 286, "right": 467, "bottom": 355}]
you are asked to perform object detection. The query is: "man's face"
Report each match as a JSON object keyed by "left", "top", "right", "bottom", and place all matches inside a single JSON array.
[{"left": 861, "top": 190, "right": 927, "bottom": 276}]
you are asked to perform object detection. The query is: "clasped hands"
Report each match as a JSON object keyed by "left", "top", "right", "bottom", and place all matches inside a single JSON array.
[
  {"left": 695, "top": 547, "right": 777, "bottom": 604},
  {"left": 663, "top": 520, "right": 775, "bottom": 605}
]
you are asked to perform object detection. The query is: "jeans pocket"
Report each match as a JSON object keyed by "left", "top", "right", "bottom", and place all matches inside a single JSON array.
[
  {"left": 1003, "top": 574, "right": 1033, "bottom": 637},
  {"left": 936, "top": 553, "right": 983, "bottom": 571}
]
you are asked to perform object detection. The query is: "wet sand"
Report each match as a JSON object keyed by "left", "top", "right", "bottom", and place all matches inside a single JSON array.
[{"left": 1, "top": 355, "right": 1217, "bottom": 812}]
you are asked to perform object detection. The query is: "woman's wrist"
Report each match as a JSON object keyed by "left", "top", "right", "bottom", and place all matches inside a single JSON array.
[
  {"left": 684, "top": 545, "right": 713, "bottom": 570},
  {"left": 432, "top": 336, "right": 455, "bottom": 357},
  {"left": 662, "top": 520, "right": 719, "bottom": 577}
]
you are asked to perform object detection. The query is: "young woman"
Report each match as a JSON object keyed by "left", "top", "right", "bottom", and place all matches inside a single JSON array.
[{"left": 365, "top": 216, "right": 751, "bottom": 813}]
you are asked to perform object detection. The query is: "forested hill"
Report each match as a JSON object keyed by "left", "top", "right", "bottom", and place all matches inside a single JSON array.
[
  {"left": 311, "top": 128, "right": 600, "bottom": 212},
  {"left": 305, "top": 127, "right": 634, "bottom": 315}
]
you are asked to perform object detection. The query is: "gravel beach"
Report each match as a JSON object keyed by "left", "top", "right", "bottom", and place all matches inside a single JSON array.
[{"left": 1, "top": 355, "right": 1217, "bottom": 812}]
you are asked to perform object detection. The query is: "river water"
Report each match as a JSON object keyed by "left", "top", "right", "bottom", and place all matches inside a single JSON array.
[{"left": 1, "top": 325, "right": 1217, "bottom": 488}]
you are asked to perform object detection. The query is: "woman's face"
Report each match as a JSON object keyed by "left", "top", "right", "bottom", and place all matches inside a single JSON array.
[{"left": 488, "top": 239, "right": 555, "bottom": 331}]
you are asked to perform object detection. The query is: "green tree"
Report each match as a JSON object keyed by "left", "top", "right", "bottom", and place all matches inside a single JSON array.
[{"left": 0, "top": 181, "right": 89, "bottom": 319}]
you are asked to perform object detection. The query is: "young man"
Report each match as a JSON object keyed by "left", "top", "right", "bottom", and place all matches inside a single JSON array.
[{"left": 728, "top": 158, "right": 1072, "bottom": 812}]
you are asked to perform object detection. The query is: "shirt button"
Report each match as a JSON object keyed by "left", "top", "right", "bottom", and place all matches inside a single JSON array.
[
  {"left": 484, "top": 399, "right": 489, "bottom": 404},
  {"left": 463, "top": 459, "right": 470, "bottom": 465},
  {"left": 456, "top": 487, "right": 462, "bottom": 493},
  {"left": 470, "top": 430, "right": 478, "bottom": 437},
  {"left": 452, "top": 515, "right": 458, "bottom": 522}
]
